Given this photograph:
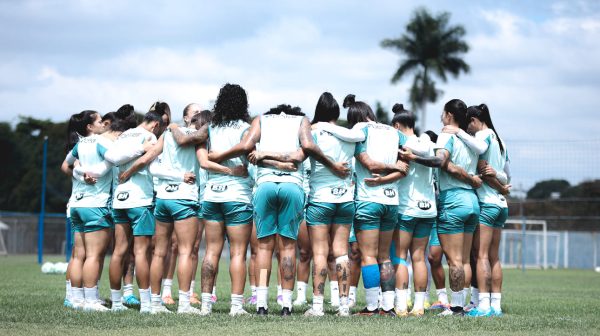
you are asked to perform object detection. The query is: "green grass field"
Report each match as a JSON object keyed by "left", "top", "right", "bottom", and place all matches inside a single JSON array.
[{"left": 1, "top": 255, "right": 599, "bottom": 336}]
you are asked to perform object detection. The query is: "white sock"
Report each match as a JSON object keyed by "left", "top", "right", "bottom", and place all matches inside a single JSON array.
[
  {"left": 451, "top": 289, "right": 463, "bottom": 308},
  {"left": 491, "top": 293, "right": 502, "bottom": 311},
  {"left": 65, "top": 280, "right": 72, "bottom": 300},
  {"left": 340, "top": 295, "right": 348, "bottom": 308},
  {"left": 394, "top": 288, "right": 408, "bottom": 311},
  {"left": 201, "top": 292, "right": 212, "bottom": 311},
  {"left": 179, "top": 290, "right": 190, "bottom": 309},
  {"left": 212, "top": 286, "right": 217, "bottom": 296},
  {"left": 349, "top": 286, "right": 357, "bottom": 302},
  {"left": 251, "top": 286, "right": 257, "bottom": 297},
  {"left": 84, "top": 287, "right": 96, "bottom": 304},
  {"left": 231, "top": 294, "right": 244, "bottom": 310},
  {"left": 162, "top": 279, "right": 172, "bottom": 298},
  {"left": 365, "top": 287, "right": 379, "bottom": 311},
  {"left": 111, "top": 289, "right": 123, "bottom": 307},
  {"left": 282, "top": 289, "right": 292, "bottom": 309},
  {"left": 330, "top": 281, "right": 340, "bottom": 305},
  {"left": 296, "top": 281, "right": 307, "bottom": 302},
  {"left": 478, "top": 292, "right": 491, "bottom": 310},
  {"left": 414, "top": 292, "right": 426, "bottom": 311},
  {"left": 463, "top": 287, "right": 470, "bottom": 306},
  {"left": 470, "top": 286, "right": 480, "bottom": 305},
  {"left": 139, "top": 288, "right": 151, "bottom": 310},
  {"left": 312, "top": 295, "right": 324, "bottom": 312},
  {"left": 277, "top": 285, "right": 283, "bottom": 296},
  {"left": 436, "top": 288, "right": 448, "bottom": 305},
  {"left": 72, "top": 287, "right": 84, "bottom": 303},
  {"left": 257, "top": 286, "right": 269, "bottom": 310},
  {"left": 123, "top": 283, "right": 134, "bottom": 298},
  {"left": 151, "top": 294, "right": 162, "bottom": 308},
  {"left": 382, "top": 290, "right": 394, "bottom": 311}
]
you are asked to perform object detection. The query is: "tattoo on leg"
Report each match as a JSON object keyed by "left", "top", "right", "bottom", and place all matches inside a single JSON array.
[
  {"left": 379, "top": 262, "right": 395, "bottom": 292},
  {"left": 449, "top": 265, "right": 465, "bottom": 292},
  {"left": 336, "top": 263, "right": 342, "bottom": 273},
  {"left": 482, "top": 262, "right": 492, "bottom": 291},
  {"left": 201, "top": 261, "right": 215, "bottom": 292},
  {"left": 342, "top": 268, "right": 348, "bottom": 281},
  {"left": 281, "top": 256, "right": 295, "bottom": 282},
  {"left": 317, "top": 282, "right": 325, "bottom": 295}
]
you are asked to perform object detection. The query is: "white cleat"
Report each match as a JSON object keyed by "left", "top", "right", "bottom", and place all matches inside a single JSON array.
[
  {"left": 71, "top": 300, "right": 85, "bottom": 311},
  {"left": 150, "top": 305, "right": 172, "bottom": 314},
  {"left": 84, "top": 302, "right": 109, "bottom": 312},
  {"left": 111, "top": 304, "right": 128, "bottom": 312},
  {"left": 178, "top": 305, "right": 203, "bottom": 315},
  {"left": 304, "top": 308, "right": 325, "bottom": 317},
  {"left": 336, "top": 306, "right": 351, "bottom": 317},
  {"left": 229, "top": 307, "right": 250, "bottom": 316},
  {"left": 139, "top": 306, "right": 152, "bottom": 314},
  {"left": 348, "top": 298, "right": 356, "bottom": 308}
]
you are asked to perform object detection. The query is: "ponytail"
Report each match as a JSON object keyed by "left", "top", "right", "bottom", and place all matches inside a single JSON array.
[
  {"left": 345, "top": 94, "right": 376, "bottom": 128},
  {"left": 466, "top": 104, "right": 504, "bottom": 154}
]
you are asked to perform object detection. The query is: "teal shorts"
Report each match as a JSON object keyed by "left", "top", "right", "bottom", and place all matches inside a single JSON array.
[
  {"left": 154, "top": 198, "right": 199, "bottom": 223},
  {"left": 253, "top": 182, "right": 305, "bottom": 240},
  {"left": 349, "top": 224, "right": 357, "bottom": 243},
  {"left": 437, "top": 188, "right": 480, "bottom": 235},
  {"left": 113, "top": 206, "right": 155, "bottom": 236},
  {"left": 398, "top": 214, "right": 436, "bottom": 239},
  {"left": 70, "top": 207, "right": 113, "bottom": 233},
  {"left": 479, "top": 203, "right": 508, "bottom": 229},
  {"left": 354, "top": 201, "right": 398, "bottom": 232},
  {"left": 429, "top": 223, "right": 441, "bottom": 247},
  {"left": 203, "top": 201, "right": 253, "bottom": 226},
  {"left": 306, "top": 201, "right": 355, "bottom": 226},
  {"left": 197, "top": 201, "right": 204, "bottom": 219}
]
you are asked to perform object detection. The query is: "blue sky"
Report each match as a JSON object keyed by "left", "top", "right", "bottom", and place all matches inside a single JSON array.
[{"left": 1, "top": 0, "right": 599, "bottom": 190}]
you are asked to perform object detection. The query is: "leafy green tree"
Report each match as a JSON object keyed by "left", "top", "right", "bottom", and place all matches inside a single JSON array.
[
  {"left": 374, "top": 101, "right": 390, "bottom": 125},
  {"left": 381, "top": 7, "right": 470, "bottom": 130},
  {"left": 527, "top": 179, "right": 570, "bottom": 199}
]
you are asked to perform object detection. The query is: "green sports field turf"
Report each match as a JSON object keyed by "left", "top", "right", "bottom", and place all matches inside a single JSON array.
[{"left": 0, "top": 255, "right": 599, "bottom": 336}]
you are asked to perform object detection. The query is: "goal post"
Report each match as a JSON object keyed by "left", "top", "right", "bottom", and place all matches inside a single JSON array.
[{"left": 501, "top": 219, "right": 555, "bottom": 269}]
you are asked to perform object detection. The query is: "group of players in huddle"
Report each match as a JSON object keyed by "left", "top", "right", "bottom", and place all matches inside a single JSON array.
[{"left": 61, "top": 83, "right": 511, "bottom": 318}]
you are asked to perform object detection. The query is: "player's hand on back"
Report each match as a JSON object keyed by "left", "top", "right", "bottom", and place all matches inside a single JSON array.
[
  {"left": 183, "top": 172, "right": 196, "bottom": 184},
  {"left": 331, "top": 161, "right": 350, "bottom": 178}
]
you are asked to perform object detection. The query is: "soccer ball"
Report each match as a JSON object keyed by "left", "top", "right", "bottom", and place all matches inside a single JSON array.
[
  {"left": 41, "top": 262, "right": 54, "bottom": 274},
  {"left": 595, "top": 266, "right": 600, "bottom": 273}
]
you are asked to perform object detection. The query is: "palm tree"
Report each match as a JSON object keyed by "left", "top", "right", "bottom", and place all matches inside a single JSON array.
[{"left": 381, "top": 7, "right": 470, "bottom": 130}]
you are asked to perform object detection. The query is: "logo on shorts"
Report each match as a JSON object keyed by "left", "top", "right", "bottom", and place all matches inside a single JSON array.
[
  {"left": 331, "top": 187, "right": 347, "bottom": 197},
  {"left": 75, "top": 193, "right": 84, "bottom": 201},
  {"left": 165, "top": 184, "right": 179, "bottom": 192},
  {"left": 418, "top": 200, "right": 432, "bottom": 210},
  {"left": 116, "top": 192, "right": 129, "bottom": 201},
  {"left": 383, "top": 188, "right": 396, "bottom": 198},
  {"left": 211, "top": 184, "right": 227, "bottom": 193}
]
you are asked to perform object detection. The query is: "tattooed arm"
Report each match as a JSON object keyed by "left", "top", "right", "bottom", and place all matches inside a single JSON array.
[
  {"left": 170, "top": 123, "right": 209, "bottom": 146},
  {"left": 299, "top": 117, "right": 349, "bottom": 178}
]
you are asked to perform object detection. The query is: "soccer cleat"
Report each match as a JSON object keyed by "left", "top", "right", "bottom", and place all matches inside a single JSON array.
[
  {"left": 429, "top": 301, "right": 449, "bottom": 310},
  {"left": 379, "top": 309, "right": 397, "bottom": 317},
  {"left": 394, "top": 308, "right": 409, "bottom": 317},
  {"left": 409, "top": 309, "right": 425, "bottom": 317},
  {"left": 464, "top": 303, "right": 477, "bottom": 312},
  {"left": 211, "top": 294, "right": 217, "bottom": 304},
  {"left": 150, "top": 305, "right": 172, "bottom": 314},
  {"left": 122, "top": 295, "right": 141, "bottom": 306},
  {"left": 71, "top": 300, "right": 84, "bottom": 311},
  {"left": 190, "top": 293, "right": 200, "bottom": 305},
  {"left": 492, "top": 307, "right": 503, "bottom": 317},
  {"left": 424, "top": 301, "right": 431, "bottom": 310},
  {"left": 437, "top": 306, "right": 465, "bottom": 316},
  {"left": 139, "top": 306, "right": 152, "bottom": 314},
  {"left": 161, "top": 295, "right": 175, "bottom": 305},
  {"left": 84, "top": 302, "right": 110, "bottom": 312},
  {"left": 277, "top": 295, "right": 283, "bottom": 306},
  {"left": 336, "top": 306, "right": 351, "bottom": 317},
  {"left": 280, "top": 307, "right": 292, "bottom": 316},
  {"left": 256, "top": 307, "right": 268, "bottom": 316},
  {"left": 293, "top": 298, "right": 307, "bottom": 306},
  {"left": 198, "top": 306, "right": 212, "bottom": 316},
  {"left": 348, "top": 298, "right": 356, "bottom": 308},
  {"left": 354, "top": 307, "right": 378, "bottom": 316},
  {"left": 229, "top": 307, "right": 250, "bottom": 316},
  {"left": 304, "top": 308, "right": 324, "bottom": 317},
  {"left": 177, "top": 305, "right": 203, "bottom": 315},
  {"left": 247, "top": 295, "right": 257, "bottom": 305},
  {"left": 111, "top": 304, "right": 128, "bottom": 312},
  {"left": 63, "top": 298, "right": 73, "bottom": 309},
  {"left": 466, "top": 307, "right": 493, "bottom": 317}
]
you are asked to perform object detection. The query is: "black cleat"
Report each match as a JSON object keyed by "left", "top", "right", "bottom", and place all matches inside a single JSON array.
[
  {"left": 353, "top": 307, "right": 378, "bottom": 316},
  {"left": 379, "top": 308, "right": 397, "bottom": 317},
  {"left": 450, "top": 306, "right": 465, "bottom": 316},
  {"left": 257, "top": 307, "right": 268, "bottom": 316},
  {"left": 280, "top": 307, "right": 292, "bottom": 316}
]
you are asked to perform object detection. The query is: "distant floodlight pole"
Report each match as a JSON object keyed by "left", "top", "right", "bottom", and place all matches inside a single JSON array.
[{"left": 37, "top": 135, "right": 48, "bottom": 264}]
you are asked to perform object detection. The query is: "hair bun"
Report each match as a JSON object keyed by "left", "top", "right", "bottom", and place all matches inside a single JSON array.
[
  {"left": 392, "top": 103, "right": 404, "bottom": 113},
  {"left": 479, "top": 103, "right": 489, "bottom": 114},
  {"left": 343, "top": 94, "right": 356, "bottom": 108}
]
